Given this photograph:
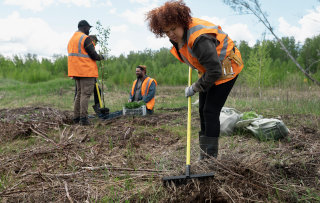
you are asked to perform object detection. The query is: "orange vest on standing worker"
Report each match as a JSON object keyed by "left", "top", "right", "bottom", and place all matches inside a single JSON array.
[
  {"left": 68, "top": 32, "right": 98, "bottom": 78},
  {"left": 170, "top": 17, "right": 243, "bottom": 85},
  {"left": 131, "top": 77, "right": 157, "bottom": 110}
]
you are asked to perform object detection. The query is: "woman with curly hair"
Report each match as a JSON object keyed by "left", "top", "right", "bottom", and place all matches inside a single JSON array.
[{"left": 146, "top": 0, "right": 244, "bottom": 160}]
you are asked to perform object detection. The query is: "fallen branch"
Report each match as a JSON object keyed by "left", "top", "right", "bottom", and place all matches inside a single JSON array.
[
  {"left": 80, "top": 134, "right": 89, "bottom": 143},
  {"left": 64, "top": 180, "right": 74, "bottom": 203},
  {"left": 30, "top": 126, "right": 57, "bottom": 145},
  {"left": 21, "top": 165, "right": 169, "bottom": 179},
  {"left": 81, "top": 165, "right": 170, "bottom": 173},
  {"left": 21, "top": 171, "right": 83, "bottom": 178}
]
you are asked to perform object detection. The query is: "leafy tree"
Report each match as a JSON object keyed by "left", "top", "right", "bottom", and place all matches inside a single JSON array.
[
  {"left": 238, "top": 40, "right": 252, "bottom": 63},
  {"left": 265, "top": 37, "right": 299, "bottom": 62},
  {"left": 298, "top": 35, "right": 320, "bottom": 74},
  {"left": 95, "top": 21, "right": 111, "bottom": 105},
  {"left": 242, "top": 40, "right": 272, "bottom": 95}
]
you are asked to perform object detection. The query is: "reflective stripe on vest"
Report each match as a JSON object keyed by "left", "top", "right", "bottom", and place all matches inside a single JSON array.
[
  {"left": 142, "top": 78, "right": 151, "bottom": 100},
  {"left": 186, "top": 21, "right": 230, "bottom": 61},
  {"left": 67, "top": 32, "right": 98, "bottom": 77},
  {"left": 68, "top": 34, "right": 90, "bottom": 58},
  {"left": 170, "top": 17, "right": 243, "bottom": 85},
  {"left": 68, "top": 53, "right": 90, "bottom": 58}
]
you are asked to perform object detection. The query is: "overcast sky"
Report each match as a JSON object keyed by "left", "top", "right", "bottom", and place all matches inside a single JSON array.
[{"left": 0, "top": 0, "right": 319, "bottom": 58}]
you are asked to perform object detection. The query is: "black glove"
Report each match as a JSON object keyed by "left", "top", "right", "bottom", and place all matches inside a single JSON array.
[{"left": 100, "top": 55, "right": 104, "bottom": 60}]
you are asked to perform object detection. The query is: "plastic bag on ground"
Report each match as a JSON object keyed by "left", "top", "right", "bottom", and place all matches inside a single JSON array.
[
  {"left": 236, "top": 111, "right": 263, "bottom": 128},
  {"left": 219, "top": 107, "right": 241, "bottom": 136},
  {"left": 246, "top": 118, "right": 289, "bottom": 141}
]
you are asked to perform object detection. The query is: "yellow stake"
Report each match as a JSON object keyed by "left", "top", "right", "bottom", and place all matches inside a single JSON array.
[
  {"left": 95, "top": 83, "right": 103, "bottom": 108},
  {"left": 186, "top": 66, "right": 192, "bottom": 166}
]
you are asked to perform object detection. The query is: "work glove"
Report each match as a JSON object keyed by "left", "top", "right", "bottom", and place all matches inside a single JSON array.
[
  {"left": 185, "top": 85, "right": 195, "bottom": 97},
  {"left": 99, "top": 54, "right": 104, "bottom": 60},
  {"left": 128, "top": 98, "right": 132, "bottom": 102}
]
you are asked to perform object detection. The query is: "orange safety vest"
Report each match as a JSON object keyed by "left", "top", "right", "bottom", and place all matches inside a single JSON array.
[
  {"left": 68, "top": 32, "right": 98, "bottom": 77},
  {"left": 170, "top": 17, "right": 244, "bottom": 85},
  {"left": 131, "top": 77, "right": 158, "bottom": 110}
]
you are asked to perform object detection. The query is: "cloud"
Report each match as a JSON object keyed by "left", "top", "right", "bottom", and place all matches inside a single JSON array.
[
  {"left": 146, "top": 35, "right": 171, "bottom": 50},
  {"left": 3, "top": 0, "right": 108, "bottom": 11},
  {"left": 129, "top": 0, "right": 150, "bottom": 4},
  {"left": 4, "top": 0, "right": 54, "bottom": 12},
  {"left": 0, "top": 12, "right": 71, "bottom": 57},
  {"left": 109, "top": 39, "right": 137, "bottom": 56},
  {"left": 224, "top": 23, "right": 256, "bottom": 46},
  {"left": 104, "top": 0, "right": 112, "bottom": 7},
  {"left": 111, "top": 25, "right": 129, "bottom": 33},
  {"left": 200, "top": 16, "right": 226, "bottom": 27},
  {"left": 278, "top": 6, "right": 320, "bottom": 43},
  {"left": 57, "top": 0, "right": 93, "bottom": 7},
  {"left": 120, "top": 2, "right": 159, "bottom": 26},
  {"left": 109, "top": 8, "right": 117, "bottom": 14},
  {"left": 129, "top": 0, "right": 160, "bottom": 5}
]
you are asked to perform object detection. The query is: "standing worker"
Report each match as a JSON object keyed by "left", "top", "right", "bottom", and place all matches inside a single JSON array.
[
  {"left": 68, "top": 20, "right": 104, "bottom": 125},
  {"left": 129, "top": 65, "right": 157, "bottom": 115},
  {"left": 146, "top": 0, "right": 244, "bottom": 159}
]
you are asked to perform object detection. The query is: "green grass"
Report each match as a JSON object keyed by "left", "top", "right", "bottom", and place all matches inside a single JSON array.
[
  {"left": 0, "top": 78, "right": 74, "bottom": 109},
  {"left": 226, "top": 85, "right": 320, "bottom": 117},
  {"left": 0, "top": 137, "right": 38, "bottom": 154},
  {"left": 1, "top": 77, "right": 319, "bottom": 118}
]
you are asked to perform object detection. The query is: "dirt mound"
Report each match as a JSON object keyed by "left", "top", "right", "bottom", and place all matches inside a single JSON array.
[{"left": 0, "top": 107, "right": 72, "bottom": 142}]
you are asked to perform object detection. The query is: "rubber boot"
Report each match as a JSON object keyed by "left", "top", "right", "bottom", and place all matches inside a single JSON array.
[
  {"left": 73, "top": 117, "right": 80, "bottom": 124},
  {"left": 199, "top": 135, "right": 219, "bottom": 160},
  {"left": 80, "top": 117, "right": 91, "bottom": 126}
]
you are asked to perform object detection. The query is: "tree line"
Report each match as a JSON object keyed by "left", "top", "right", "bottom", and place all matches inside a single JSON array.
[{"left": 0, "top": 34, "right": 319, "bottom": 88}]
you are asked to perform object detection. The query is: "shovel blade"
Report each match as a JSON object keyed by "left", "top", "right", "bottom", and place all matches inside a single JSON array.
[{"left": 100, "top": 107, "right": 109, "bottom": 115}]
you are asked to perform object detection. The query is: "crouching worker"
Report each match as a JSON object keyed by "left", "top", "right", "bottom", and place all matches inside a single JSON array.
[{"left": 129, "top": 65, "right": 157, "bottom": 115}]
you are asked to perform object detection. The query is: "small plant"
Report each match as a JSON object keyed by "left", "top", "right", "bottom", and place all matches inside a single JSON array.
[
  {"left": 242, "top": 111, "right": 259, "bottom": 120},
  {"left": 108, "top": 137, "right": 113, "bottom": 150},
  {"left": 124, "top": 176, "right": 134, "bottom": 191},
  {"left": 0, "top": 174, "right": 8, "bottom": 190}
]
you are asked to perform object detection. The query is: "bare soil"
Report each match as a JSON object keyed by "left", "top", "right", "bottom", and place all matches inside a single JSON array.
[{"left": 0, "top": 107, "right": 319, "bottom": 202}]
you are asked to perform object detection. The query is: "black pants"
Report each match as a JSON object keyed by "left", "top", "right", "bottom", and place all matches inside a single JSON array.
[
  {"left": 93, "top": 84, "right": 102, "bottom": 106},
  {"left": 199, "top": 76, "right": 238, "bottom": 137}
]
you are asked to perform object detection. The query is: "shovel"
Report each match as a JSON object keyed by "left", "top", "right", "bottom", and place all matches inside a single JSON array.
[
  {"left": 162, "top": 66, "right": 214, "bottom": 185},
  {"left": 93, "top": 60, "right": 109, "bottom": 118},
  {"left": 94, "top": 82, "right": 109, "bottom": 116}
]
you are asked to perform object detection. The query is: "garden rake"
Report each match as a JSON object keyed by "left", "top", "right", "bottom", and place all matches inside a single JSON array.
[{"left": 162, "top": 66, "right": 214, "bottom": 185}]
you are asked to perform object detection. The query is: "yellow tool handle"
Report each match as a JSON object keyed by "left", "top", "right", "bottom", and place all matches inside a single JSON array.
[
  {"left": 95, "top": 83, "right": 103, "bottom": 108},
  {"left": 186, "top": 67, "right": 192, "bottom": 166}
]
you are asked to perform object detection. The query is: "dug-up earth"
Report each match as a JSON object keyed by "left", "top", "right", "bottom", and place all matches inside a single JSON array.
[{"left": 0, "top": 106, "right": 319, "bottom": 202}]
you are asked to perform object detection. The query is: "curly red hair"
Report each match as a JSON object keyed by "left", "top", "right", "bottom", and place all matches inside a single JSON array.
[{"left": 146, "top": 0, "right": 192, "bottom": 37}]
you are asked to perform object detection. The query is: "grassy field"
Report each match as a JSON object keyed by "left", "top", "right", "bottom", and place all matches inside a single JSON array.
[
  {"left": 0, "top": 77, "right": 319, "bottom": 202},
  {"left": 1, "top": 77, "right": 319, "bottom": 116}
]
